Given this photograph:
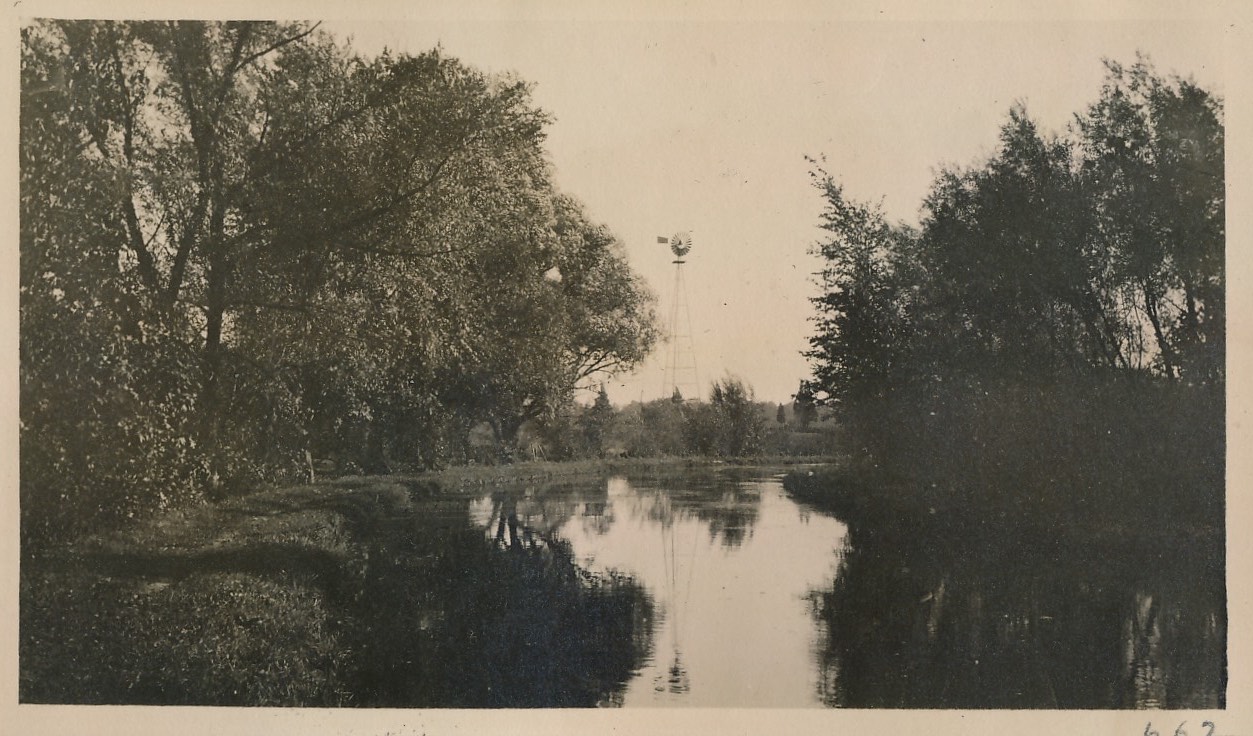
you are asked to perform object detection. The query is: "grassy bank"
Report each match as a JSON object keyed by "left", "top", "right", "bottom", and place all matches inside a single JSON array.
[
  {"left": 20, "top": 459, "right": 683, "bottom": 706},
  {"left": 412, "top": 454, "right": 836, "bottom": 488}
]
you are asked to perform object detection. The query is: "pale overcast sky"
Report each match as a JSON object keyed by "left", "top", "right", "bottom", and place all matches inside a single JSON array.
[{"left": 318, "top": 13, "right": 1226, "bottom": 405}]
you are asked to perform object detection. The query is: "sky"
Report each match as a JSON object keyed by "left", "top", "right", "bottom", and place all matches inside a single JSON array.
[{"left": 317, "top": 15, "right": 1219, "bottom": 404}]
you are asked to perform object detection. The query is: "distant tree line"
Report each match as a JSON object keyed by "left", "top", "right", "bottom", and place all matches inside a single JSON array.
[
  {"left": 805, "top": 57, "right": 1224, "bottom": 517},
  {"left": 527, "top": 377, "right": 831, "bottom": 462},
  {"left": 20, "top": 20, "right": 658, "bottom": 546}
]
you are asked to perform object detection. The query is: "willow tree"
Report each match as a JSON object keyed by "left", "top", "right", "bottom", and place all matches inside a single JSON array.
[
  {"left": 1076, "top": 57, "right": 1225, "bottom": 382},
  {"left": 446, "top": 193, "right": 658, "bottom": 456},
  {"left": 21, "top": 20, "right": 659, "bottom": 542}
]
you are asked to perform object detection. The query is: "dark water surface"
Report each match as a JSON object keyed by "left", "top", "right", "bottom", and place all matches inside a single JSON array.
[
  {"left": 414, "top": 468, "right": 1222, "bottom": 708},
  {"left": 811, "top": 507, "right": 1226, "bottom": 709}
]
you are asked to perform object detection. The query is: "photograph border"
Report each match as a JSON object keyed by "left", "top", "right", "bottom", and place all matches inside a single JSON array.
[{"left": 4, "top": 1, "right": 1250, "bottom": 734}]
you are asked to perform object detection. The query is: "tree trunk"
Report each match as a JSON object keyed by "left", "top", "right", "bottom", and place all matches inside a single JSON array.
[
  {"left": 1141, "top": 278, "right": 1176, "bottom": 379},
  {"left": 199, "top": 197, "right": 230, "bottom": 485},
  {"left": 360, "top": 419, "right": 391, "bottom": 475},
  {"left": 489, "top": 417, "right": 525, "bottom": 464}
]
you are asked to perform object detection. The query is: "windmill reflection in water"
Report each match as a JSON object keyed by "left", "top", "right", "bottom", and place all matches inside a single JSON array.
[{"left": 650, "top": 491, "right": 695, "bottom": 695}]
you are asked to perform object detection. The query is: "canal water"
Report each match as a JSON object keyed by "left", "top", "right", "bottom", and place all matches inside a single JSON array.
[
  {"left": 444, "top": 468, "right": 1224, "bottom": 709},
  {"left": 468, "top": 470, "right": 848, "bottom": 706}
]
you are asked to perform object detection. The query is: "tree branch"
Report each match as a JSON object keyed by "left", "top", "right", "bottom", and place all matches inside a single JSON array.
[
  {"left": 122, "top": 197, "right": 164, "bottom": 296},
  {"left": 314, "top": 149, "right": 460, "bottom": 239},
  {"left": 229, "top": 21, "right": 322, "bottom": 75},
  {"left": 107, "top": 39, "right": 137, "bottom": 163},
  {"left": 169, "top": 23, "right": 210, "bottom": 182},
  {"left": 225, "top": 298, "right": 312, "bottom": 315},
  {"left": 338, "top": 242, "right": 473, "bottom": 260},
  {"left": 229, "top": 95, "right": 377, "bottom": 205},
  {"left": 166, "top": 193, "right": 208, "bottom": 306}
]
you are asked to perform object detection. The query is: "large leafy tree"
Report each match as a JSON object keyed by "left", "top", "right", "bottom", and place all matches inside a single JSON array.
[
  {"left": 21, "top": 20, "right": 659, "bottom": 541},
  {"left": 916, "top": 106, "right": 1116, "bottom": 379},
  {"left": 231, "top": 46, "right": 561, "bottom": 470},
  {"left": 21, "top": 24, "right": 209, "bottom": 543},
  {"left": 448, "top": 194, "right": 657, "bottom": 454},
  {"left": 23, "top": 21, "right": 358, "bottom": 487}
]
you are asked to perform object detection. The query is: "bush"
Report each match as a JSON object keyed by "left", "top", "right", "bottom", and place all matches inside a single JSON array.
[
  {"left": 20, "top": 570, "right": 351, "bottom": 705},
  {"left": 20, "top": 300, "right": 207, "bottom": 552}
]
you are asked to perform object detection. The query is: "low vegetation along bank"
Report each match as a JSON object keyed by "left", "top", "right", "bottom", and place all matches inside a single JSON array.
[{"left": 784, "top": 378, "right": 1223, "bottom": 548}]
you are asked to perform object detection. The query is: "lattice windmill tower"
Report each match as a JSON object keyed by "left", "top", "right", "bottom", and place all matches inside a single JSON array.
[{"left": 658, "top": 231, "right": 700, "bottom": 402}]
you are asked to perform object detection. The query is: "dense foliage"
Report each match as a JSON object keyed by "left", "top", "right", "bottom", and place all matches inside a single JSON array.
[
  {"left": 805, "top": 57, "right": 1223, "bottom": 510},
  {"left": 20, "top": 20, "right": 658, "bottom": 547}
]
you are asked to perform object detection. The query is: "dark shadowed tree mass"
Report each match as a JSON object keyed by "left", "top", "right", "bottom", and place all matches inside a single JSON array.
[{"left": 804, "top": 56, "right": 1223, "bottom": 519}]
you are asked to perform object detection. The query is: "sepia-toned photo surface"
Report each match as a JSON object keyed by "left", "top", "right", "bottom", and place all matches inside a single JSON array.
[{"left": 5, "top": 1, "right": 1251, "bottom": 734}]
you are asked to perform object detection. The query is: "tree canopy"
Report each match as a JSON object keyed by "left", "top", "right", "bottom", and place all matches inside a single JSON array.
[{"left": 806, "top": 57, "right": 1223, "bottom": 405}]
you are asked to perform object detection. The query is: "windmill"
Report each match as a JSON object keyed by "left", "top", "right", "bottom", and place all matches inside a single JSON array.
[{"left": 658, "top": 231, "right": 700, "bottom": 402}]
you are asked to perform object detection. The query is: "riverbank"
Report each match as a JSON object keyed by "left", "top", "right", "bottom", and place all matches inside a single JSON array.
[
  {"left": 782, "top": 461, "right": 1223, "bottom": 560},
  {"left": 20, "top": 456, "right": 809, "bottom": 705}
]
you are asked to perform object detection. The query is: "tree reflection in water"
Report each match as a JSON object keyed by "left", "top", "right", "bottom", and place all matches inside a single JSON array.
[
  {"left": 623, "top": 471, "right": 763, "bottom": 549},
  {"left": 469, "top": 470, "right": 767, "bottom": 551},
  {"left": 810, "top": 518, "right": 1225, "bottom": 708},
  {"left": 350, "top": 494, "right": 653, "bottom": 707},
  {"left": 430, "top": 535, "right": 654, "bottom": 707}
]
